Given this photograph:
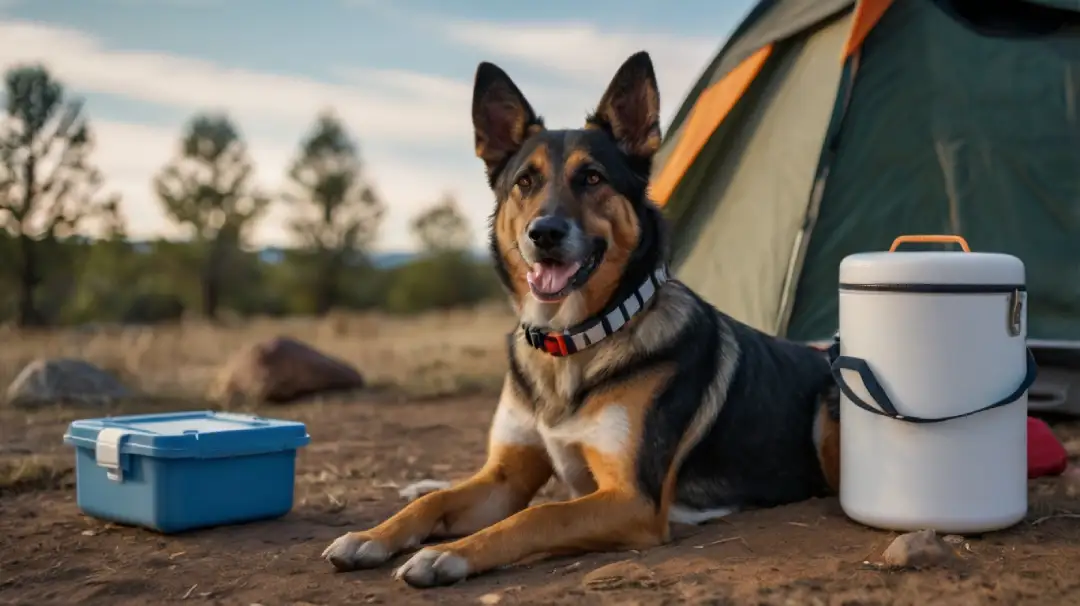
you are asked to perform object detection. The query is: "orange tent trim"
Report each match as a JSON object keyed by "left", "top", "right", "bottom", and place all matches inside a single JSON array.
[
  {"left": 843, "top": 0, "right": 893, "bottom": 59},
  {"left": 649, "top": 0, "right": 894, "bottom": 207},
  {"left": 649, "top": 44, "right": 773, "bottom": 207}
]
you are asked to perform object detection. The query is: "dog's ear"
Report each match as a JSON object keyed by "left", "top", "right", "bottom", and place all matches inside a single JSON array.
[
  {"left": 588, "top": 51, "right": 661, "bottom": 159},
  {"left": 472, "top": 62, "right": 542, "bottom": 184}
]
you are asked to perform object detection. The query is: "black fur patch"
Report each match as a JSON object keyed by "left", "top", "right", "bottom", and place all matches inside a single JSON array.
[
  {"left": 670, "top": 314, "right": 836, "bottom": 510},
  {"left": 632, "top": 293, "right": 722, "bottom": 507},
  {"left": 505, "top": 333, "right": 538, "bottom": 408}
]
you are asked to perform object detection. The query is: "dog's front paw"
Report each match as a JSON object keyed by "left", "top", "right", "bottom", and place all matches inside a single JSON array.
[
  {"left": 322, "top": 532, "right": 391, "bottom": 571},
  {"left": 393, "top": 547, "right": 470, "bottom": 588}
]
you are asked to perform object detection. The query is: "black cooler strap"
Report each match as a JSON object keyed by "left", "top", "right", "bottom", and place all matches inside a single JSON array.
[{"left": 826, "top": 335, "right": 1038, "bottom": 424}]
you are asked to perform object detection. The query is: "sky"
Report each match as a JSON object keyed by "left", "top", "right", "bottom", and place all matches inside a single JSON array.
[{"left": 0, "top": 0, "right": 755, "bottom": 252}]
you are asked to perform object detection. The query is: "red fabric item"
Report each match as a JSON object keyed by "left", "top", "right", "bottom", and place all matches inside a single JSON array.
[{"left": 1027, "top": 416, "right": 1069, "bottom": 478}]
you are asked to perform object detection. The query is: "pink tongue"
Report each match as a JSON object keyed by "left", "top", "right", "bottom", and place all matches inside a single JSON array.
[{"left": 527, "top": 262, "right": 581, "bottom": 295}]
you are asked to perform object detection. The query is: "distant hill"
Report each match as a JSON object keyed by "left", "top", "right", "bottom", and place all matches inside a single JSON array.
[
  {"left": 119, "top": 239, "right": 488, "bottom": 268},
  {"left": 255, "top": 247, "right": 488, "bottom": 268}
]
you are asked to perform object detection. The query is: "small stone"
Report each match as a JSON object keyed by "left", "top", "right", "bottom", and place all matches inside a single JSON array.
[
  {"left": 882, "top": 529, "right": 955, "bottom": 569},
  {"left": 81, "top": 529, "right": 96, "bottom": 536},
  {"left": 556, "top": 561, "right": 582, "bottom": 574},
  {"left": 478, "top": 593, "right": 502, "bottom": 605},
  {"left": 942, "top": 534, "right": 964, "bottom": 545},
  {"left": 583, "top": 560, "right": 656, "bottom": 591},
  {"left": 1063, "top": 466, "right": 1080, "bottom": 497},
  {"left": 1063, "top": 439, "right": 1080, "bottom": 458},
  {"left": 5, "top": 358, "right": 132, "bottom": 408}
]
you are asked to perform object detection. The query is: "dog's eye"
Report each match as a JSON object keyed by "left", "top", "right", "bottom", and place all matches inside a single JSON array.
[
  {"left": 515, "top": 174, "right": 533, "bottom": 191},
  {"left": 583, "top": 169, "right": 604, "bottom": 186}
]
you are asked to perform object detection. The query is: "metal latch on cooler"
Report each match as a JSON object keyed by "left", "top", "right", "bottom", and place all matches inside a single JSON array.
[
  {"left": 95, "top": 428, "right": 130, "bottom": 483},
  {"left": 1007, "top": 288, "right": 1023, "bottom": 337}
]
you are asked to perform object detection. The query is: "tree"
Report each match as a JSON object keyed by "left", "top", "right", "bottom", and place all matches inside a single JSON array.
[
  {"left": 410, "top": 193, "right": 472, "bottom": 254},
  {"left": 153, "top": 113, "right": 269, "bottom": 320},
  {"left": 383, "top": 194, "right": 496, "bottom": 313},
  {"left": 283, "top": 110, "right": 384, "bottom": 315},
  {"left": 0, "top": 64, "right": 119, "bottom": 326}
]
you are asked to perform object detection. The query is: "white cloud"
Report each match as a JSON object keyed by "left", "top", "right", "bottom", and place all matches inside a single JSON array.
[
  {"left": 0, "top": 20, "right": 471, "bottom": 145},
  {"left": 88, "top": 119, "right": 492, "bottom": 252},
  {"left": 440, "top": 19, "right": 718, "bottom": 127},
  {"left": 90, "top": 122, "right": 494, "bottom": 253},
  {"left": 0, "top": 13, "right": 721, "bottom": 251}
]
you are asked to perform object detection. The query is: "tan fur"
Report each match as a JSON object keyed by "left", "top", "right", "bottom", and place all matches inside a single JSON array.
[
  {"left": 814, "top": 401, "right": 842, "bottom": 493},
  {"left": 577, "top": 192, "right": 639, "bottom": 318},
  {"left": 426, "top": 369, "right": 673, "bottom": 572},
  {"left": 330, "top": 380, "right": 554, "bottom": 555}
]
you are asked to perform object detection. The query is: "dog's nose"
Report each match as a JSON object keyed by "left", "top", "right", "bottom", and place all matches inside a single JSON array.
[{"left": 527, "top": 216, "right": 570, "bottom": 250}]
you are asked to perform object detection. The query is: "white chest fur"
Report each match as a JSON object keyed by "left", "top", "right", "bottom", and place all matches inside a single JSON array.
[{"left": 490, "top": 397, "right": 631, "bottom": 498}]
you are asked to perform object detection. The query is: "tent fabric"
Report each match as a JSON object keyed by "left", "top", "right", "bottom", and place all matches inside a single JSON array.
[
  {"left": 656, "top": 0, "right": 855, "bottom": 181},
  {"left": 650, "top": 45, "right": 773, "bottom": 206},
  {"left": 842, "top": 0, "right": 894, "bottom": 57},
  {"left": 786, "top": 0, "right": 1080, "bottom": 343},
  {"left": 670, "top": 13, "right": 851, "bottom": 334},
  {"left": 654, "top": 0, "right": 1080, "bottom": 347}
]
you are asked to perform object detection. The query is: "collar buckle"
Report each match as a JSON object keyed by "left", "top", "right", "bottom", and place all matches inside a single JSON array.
[{"left": 524, "top": 325, "right": 546, "bottom": 350}]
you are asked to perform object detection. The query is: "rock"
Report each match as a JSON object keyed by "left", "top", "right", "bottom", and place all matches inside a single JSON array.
[
  {"left": 4, "top": 358, "right": 132, "bottom": 408},
  {"left": 881, "top": 529, "right": 955, "bottom": 569},
  {"left": 583, "top": 560, "right": 656, "bottom": 591},
  {"left": 1063, "top": 465, "right": 1080, "bottom": 497},
  {"left": 478, "top": 594, "right": 502, "bottom": 605},
  {"left": 1064, "top": 438, "right": 1080, "bottom": 459},
  {"left": 210, "top": 337, "right": 365, "bottom": 404}
]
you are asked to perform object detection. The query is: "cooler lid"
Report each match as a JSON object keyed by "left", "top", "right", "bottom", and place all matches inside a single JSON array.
[
  {"left": 63, "top": 410, "right": 311, "bottom": 459},
  {"left": 839, "top": 235, "right": 1025, "bottom": 289}
]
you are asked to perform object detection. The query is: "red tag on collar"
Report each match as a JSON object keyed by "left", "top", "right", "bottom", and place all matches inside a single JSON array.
[{"left": 543, "top": 333, "right": 569, "bottom": 356}]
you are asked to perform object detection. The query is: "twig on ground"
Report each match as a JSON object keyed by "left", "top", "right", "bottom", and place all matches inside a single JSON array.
[
  {"left": 693, "top": 536, "right": 747, "bottom": 550},
  {"left": 1032, "top": 513, "right": 1080, "bottom": 526}
]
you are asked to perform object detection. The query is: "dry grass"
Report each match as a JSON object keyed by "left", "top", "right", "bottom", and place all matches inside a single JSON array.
[
  {"left": 0, "top": 301, "right": 518, "bottom": 492},
  {"left": 0, "top": 300, "right": 517, "bottom": 402},
  {"left": 0, "top": 453, "right": 74, "bottom": 495}
]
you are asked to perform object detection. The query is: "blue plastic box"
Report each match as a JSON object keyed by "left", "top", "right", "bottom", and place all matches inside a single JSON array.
[{"left": 63, "top": 410, "right": 311, "bottom": 533}]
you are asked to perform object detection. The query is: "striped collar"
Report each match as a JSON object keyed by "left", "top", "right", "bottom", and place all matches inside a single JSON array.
[{"left": 521, "top": 265, "right": 670, "bottom": 357}]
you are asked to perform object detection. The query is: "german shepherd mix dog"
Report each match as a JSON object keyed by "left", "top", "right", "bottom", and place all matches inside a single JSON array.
[{"left": 322, "top": 51, "right": 841, "bottom": 588}]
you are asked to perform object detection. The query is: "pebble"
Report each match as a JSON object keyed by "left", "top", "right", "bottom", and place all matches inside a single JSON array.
[
  {"left": 882, "top": 529, "right": 955, "bottom": 569},
  {"left": 1063, "top": 465, "right": 1080, "bottom": 497}
]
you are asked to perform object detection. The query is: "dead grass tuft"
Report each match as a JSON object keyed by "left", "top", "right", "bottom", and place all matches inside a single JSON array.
[
  {"left": 0, "top": 301, "right": 516, "bottom": 403},
  {"left": 0, "top": 454, "right": 74, "bottom": 495}
]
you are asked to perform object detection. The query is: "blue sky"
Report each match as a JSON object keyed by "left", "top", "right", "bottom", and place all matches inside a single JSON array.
[{"left": 0, "top": 0, "right": 754, "bottom": 251}]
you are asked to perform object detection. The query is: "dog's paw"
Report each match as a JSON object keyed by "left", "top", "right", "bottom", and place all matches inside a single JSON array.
[
  {"left": 322, "top": 533, "right": 391, "bottom": 571},
  {"left": 393, "top": 548, "right": 470, "bottom": 588}
]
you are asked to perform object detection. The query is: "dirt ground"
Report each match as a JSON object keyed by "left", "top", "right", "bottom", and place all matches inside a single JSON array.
[{"left": 3, "top": 392, "right": 1080, "bottom": 606}]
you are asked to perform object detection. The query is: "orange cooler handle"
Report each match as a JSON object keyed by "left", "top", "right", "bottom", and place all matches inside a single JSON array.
[{"left": 888, "top": 234, "right": 971, "bottom": 253}]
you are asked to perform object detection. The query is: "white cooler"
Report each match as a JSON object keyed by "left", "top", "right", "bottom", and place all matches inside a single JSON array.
[{"left": 830, "top": 234, "right": 1037, "bottom": 534}]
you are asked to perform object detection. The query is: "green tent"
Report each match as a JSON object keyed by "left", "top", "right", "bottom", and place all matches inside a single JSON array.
[{"left": 651, "top": 0, "right": 1080, "bottom": 356}]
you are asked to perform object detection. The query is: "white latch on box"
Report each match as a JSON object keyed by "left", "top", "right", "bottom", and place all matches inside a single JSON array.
[{"left": 95, "top": 428, "right": 130, "bottom": 482}]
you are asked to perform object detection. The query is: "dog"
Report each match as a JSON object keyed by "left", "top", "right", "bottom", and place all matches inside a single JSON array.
[{"left": 321, "top": 50, "right": 842, "bottom": 588}]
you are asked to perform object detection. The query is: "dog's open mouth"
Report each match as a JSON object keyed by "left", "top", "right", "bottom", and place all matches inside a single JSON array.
[{"left": 526, "top": 240, "right": 607, "bottom": 302}]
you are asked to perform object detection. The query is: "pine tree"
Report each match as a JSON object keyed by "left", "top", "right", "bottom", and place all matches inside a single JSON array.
[
  {"left": 153, "top": 113, "right": 269, "bottom": 320},
  {"left": 0, "top": 64, "right": 119, "bottom": 326},
  {"left": 283, "top": 110, "right": 384, "bottom": 315}
]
